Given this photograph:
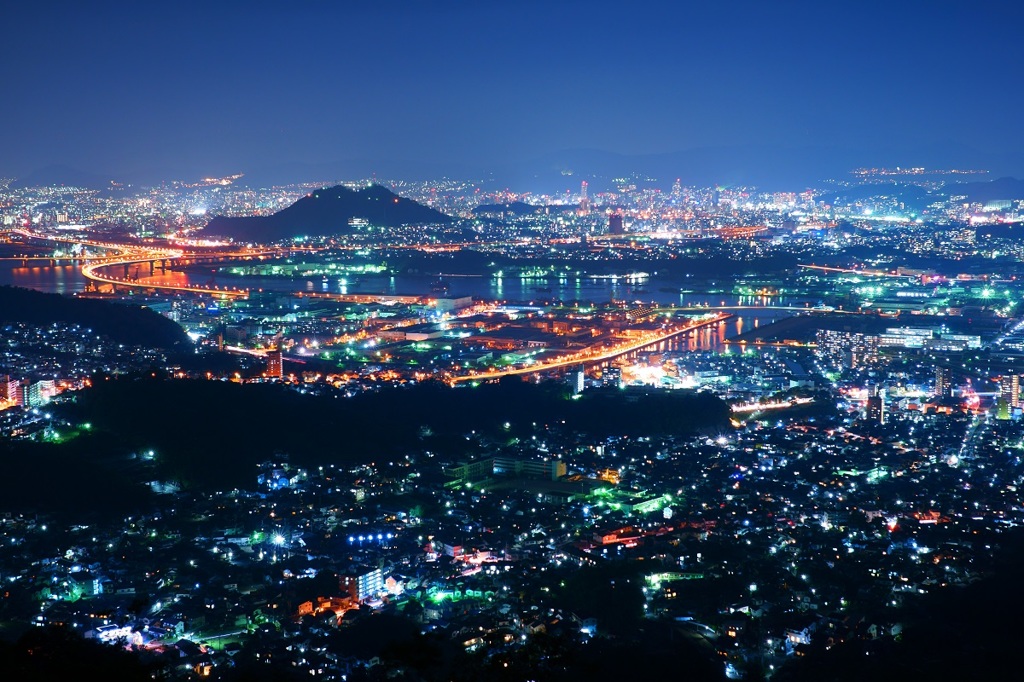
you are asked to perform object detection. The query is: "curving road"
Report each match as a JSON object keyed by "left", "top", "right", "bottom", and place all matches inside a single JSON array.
[
  {"left": 448, "top": 312, "right": 732, "bottom": 384},
  {"left": 14, "top": 227, "right": 250, "bottom": 297}
]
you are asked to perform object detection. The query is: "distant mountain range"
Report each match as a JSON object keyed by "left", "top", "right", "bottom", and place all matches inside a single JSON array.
[
  {"left": 817, "top": 182, "right": 939, "bottom": 213},
  {"left": 8, "top": 142, "right": 1024, "bottom": 194},
  {"left": 231, "top": 143, "right": 1024, "bottom": 192},
  {"left": 203, "top": 184, "right": 451, "bottom": 242},
  {"left": 943, "top": 176, "right": 1024, "bottom": 204}
]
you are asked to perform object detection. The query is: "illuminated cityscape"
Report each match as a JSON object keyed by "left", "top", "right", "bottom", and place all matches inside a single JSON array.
[
  {"left": 5, "top": 161, "right": 1024, "bottom": 680},
  {"left": 3, "top": 2, "right": 1024, "bottom": 681}
]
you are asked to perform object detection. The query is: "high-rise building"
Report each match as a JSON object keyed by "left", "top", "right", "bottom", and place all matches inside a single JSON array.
[
  {"left": 20, "top": 382, "right": 43, "bottom": 409},
  {"left": 579, "top": 180, "right": 590, "bottom": 214},
  {"left": 0, "top": 376, "right": 19, "bottom": 406},
  {"left": 1000, "top": 373, "right": 1020, "bottom": 409},
  {"left": 267, "top": 349, "right": 283, "bottom": 379},
  {"left": 570, "top": 368, "right": 585, "bottom": 394},
  {"left": 671, "top": 178, "right": 682, "bottom": 201},
  {"left": 608, "top": 212, "right": 624, "bottom": 235},
  {"left": 866, "top": 386, "right": 885, "bottom": 424},
  {"left": 814, "top": 330, "right": 879, "bottom": 370},
  {"left": 340, "top": 566, "right": 383, "bottom": 602},
  {"left": 935, "top": 366, "right": 951, "bottom": 398},
  {"left": 602, "top": 366, "right": 622, "bottom": 388}
]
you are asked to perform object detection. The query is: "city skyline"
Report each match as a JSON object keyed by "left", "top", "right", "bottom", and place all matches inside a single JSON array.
[{"left": 3, "top": 1, "right": 1024, "bottom": 187}]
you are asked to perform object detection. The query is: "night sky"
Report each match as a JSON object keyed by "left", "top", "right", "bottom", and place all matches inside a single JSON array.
[{"left": 3, "top": 1, "right": 1022, "bottom": 186}]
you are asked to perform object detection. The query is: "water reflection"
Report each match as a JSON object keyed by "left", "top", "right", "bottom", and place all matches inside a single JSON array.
[
  {"left": 3, "top": 264, "right": 80, "bottom": 295},
  {"left": 0, "top": 263, "right": 787, "bottom": 351}
]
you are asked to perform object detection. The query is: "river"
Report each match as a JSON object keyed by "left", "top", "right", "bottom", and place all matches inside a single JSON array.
[{"left": 0, "top": 263, "right": 796, "bottom": 351}]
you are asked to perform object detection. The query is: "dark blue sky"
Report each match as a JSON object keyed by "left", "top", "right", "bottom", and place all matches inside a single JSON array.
[{"left": 3, "top": 1, "right": 1022, "bottom": 186}]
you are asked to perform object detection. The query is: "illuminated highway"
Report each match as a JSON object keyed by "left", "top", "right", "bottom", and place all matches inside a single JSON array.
[
  {"left": 798, "top": 263, "right": 905, "bottom": 278},
  {"left": 4, "top": 227, "right": 128, "bottom": 257},
  {"left": 731, "top": 397, "right": 814, "bottom": 413},
  {"left": 656, "top": 304, "right": 860, "bottom": 315},
  {"left": 666, "top": 305, "right": 823, "bottom": 312},
  {"left": 0, "top": 253, "right": 112, "bottom": 262},
  {"left": 722, "top": 339, "right": 817, "bottom": 348},
  {"left": 13, "top": 227, "right": 252, "bottom": 298},
  {"left": 448, "top": 312, "right": 732, "bottom": 384},
  {"left": 81, "top": 252, "right": 250, "bottom": 298}
]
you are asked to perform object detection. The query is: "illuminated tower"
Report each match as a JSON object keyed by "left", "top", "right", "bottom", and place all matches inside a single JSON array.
[
  {"left": 579, "top": 181, "right": 590, "bottom": 214},
  {"left": 671, "top": 178, "right": 682, "bottom": 202}
]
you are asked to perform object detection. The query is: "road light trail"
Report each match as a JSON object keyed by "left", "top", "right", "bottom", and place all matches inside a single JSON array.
[{"left": 448, "top": 312, "right": 733, "bottom": 384}]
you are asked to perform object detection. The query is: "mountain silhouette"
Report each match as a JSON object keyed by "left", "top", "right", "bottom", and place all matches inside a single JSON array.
[
  {"left": 943, "top": 176, "right": 1024, "bottom": 204},
  {"left": 203, "top": 184, "right": 451, "bottom": 242}
]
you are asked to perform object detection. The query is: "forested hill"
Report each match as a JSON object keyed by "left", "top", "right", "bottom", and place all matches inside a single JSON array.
[
  {"left": 0, "top": 286, "right": 190, "bottom": 349},
  {"left": 59, "top": 377, "right": 731, "bottom": 491},
  {"left": 204, "top": 184, "right": 451, "bottom": 242}
]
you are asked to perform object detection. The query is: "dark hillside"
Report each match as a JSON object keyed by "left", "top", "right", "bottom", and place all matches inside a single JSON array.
[{"left": 0, "top": 286, "right": 190, "bottom": 349}]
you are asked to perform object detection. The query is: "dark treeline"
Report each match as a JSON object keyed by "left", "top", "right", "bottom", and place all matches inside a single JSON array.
[
  {"left": 0, "top": 613, "right": 726, "bottom": 682},
  {"left": 0, "top": 433, "right": 156, "bottom": 523},
  {"left": 0, "top": 286, "right": 191, "bottom": 349},
  {"left": 0, "top": 625, "right": 160, "bottom": 681},
  {"left": 773, "top": 528, "right": 1024, "bottom": 682},
  {"left": 56, "top": 376, "right": 730, "bottom": 492}
]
